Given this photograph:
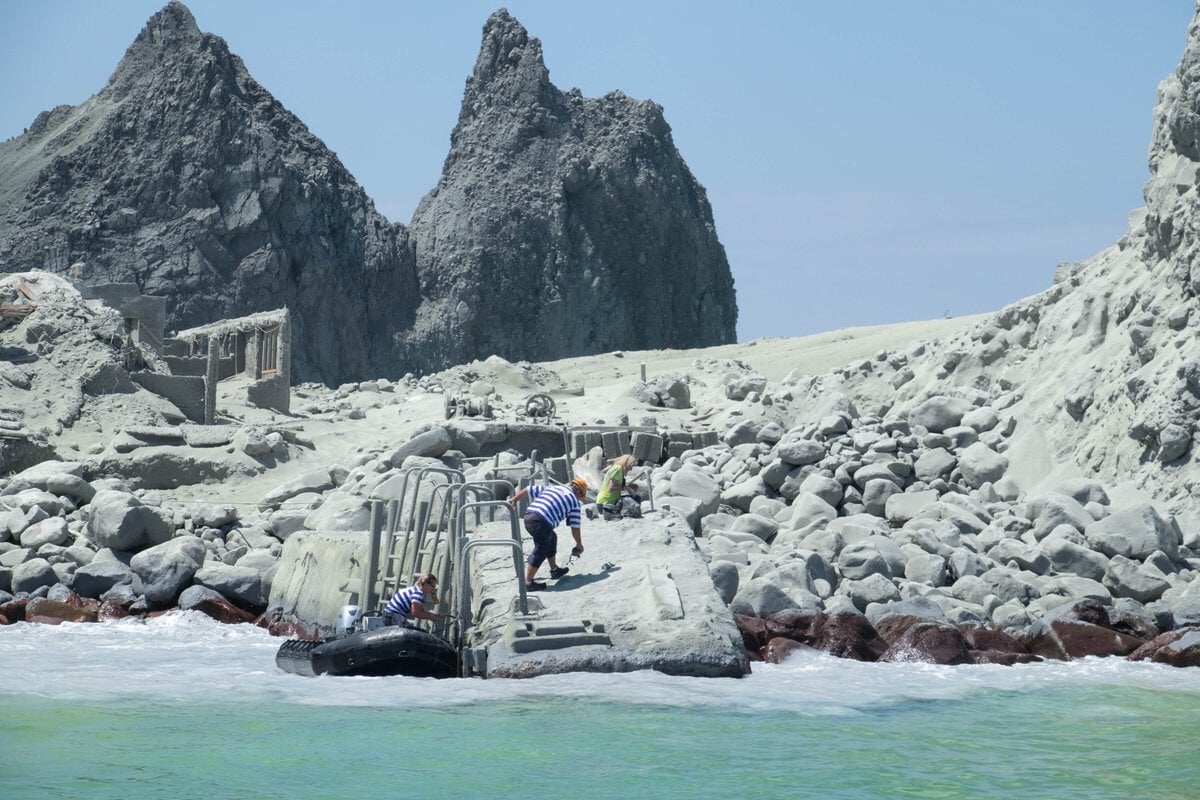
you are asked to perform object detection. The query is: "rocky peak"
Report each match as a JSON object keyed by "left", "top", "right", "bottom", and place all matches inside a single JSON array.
[
  {"left": 470, "top": 10, "right": 547, "bottom": 90},
  {"left": 103, "top": 1, "right": 204, "bottom": 95},
  {"left": 0, "top": 2, "right": 736, "bottom": 383},
  {"left": 0, "top": 1, "right": 416, "bottom": 385},
  {"left": 1143, "top": 8, "right": 1200, "bottom": 286},
  {"left": 449, "top": 10, "right": 561, "bottom": 158},
  {"left": 407, "top": 9, "right": 737, "bottom": 370}
]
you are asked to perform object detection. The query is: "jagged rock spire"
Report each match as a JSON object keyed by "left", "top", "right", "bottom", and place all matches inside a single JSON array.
[
  {"left": 104, "top": 1, "right": 204, "bottom": 95},
  {"left": 1144, "top": 5, "right": 1200, "bottom": 291},
  {"left": 406, "top": 9, "right": 737, "bottom": 369},
  {"left": 470, "top": 9, "right": 548, "bottom": 88},
  {"left": 0, "top": 0, "right": 416, "bottom": 385},
  {"left": 0, "top": 3, "right": 736, "bottom": 382},
  {"left": 450, "top": 9, "right": 559, "bottom": 148}
]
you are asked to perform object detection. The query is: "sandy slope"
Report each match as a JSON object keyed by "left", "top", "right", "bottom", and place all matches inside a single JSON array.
[
  {"left": 164, "top": 315, "right": 981, "bottom": 508},
  {"left": 540, "top": 316, "right": 985, "bottom": 386}
]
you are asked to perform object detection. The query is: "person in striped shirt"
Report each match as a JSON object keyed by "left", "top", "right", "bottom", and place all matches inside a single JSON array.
[
  {"left": 383, "top": 573, "right": 449, "bottom": 627},
  {"left": 508, "top": 477, "right": 587, "bottom": 591}
]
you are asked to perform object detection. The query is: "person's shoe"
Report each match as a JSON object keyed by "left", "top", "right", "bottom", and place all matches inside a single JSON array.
[
  {"left": 525, "top": 581, "right": 547, "bottom": 591},
  {"left": 550, "top": 566, "right": 569, "bottom": 579}
]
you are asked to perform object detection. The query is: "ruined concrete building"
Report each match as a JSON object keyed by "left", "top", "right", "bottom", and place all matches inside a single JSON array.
[
  {"left": 173, "top": 309, "right": 291, "bottom": 419},
  {"left": 77, "top": 281, "right": 292, "bottom": 422}
]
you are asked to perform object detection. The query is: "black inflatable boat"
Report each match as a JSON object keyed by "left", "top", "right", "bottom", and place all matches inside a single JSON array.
[{"left": 275, "top": 626, "right": 458, "bottom": 679}]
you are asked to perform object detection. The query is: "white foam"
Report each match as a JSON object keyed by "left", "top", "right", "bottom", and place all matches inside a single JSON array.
[{"left": 6, "top": 615, "right": 1199, "bottom": 712}]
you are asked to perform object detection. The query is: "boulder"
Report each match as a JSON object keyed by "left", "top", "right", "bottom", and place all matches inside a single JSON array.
[
  {"left": 11, "top": 558, "right": 58, "bottom": 594},
  {"left": 177, "top": 582, "right": 258, "bottom": 623},
  {"left": 1085, "top": 504, "right": 1181, "bottom": 560},
  {"left": 71, "top": 560, "right": 136, "bottom": 600},
  {"left": 957, "top": 442, "right": 1009, "bottom": 489},
  {"left": 193, "top": 562, "right": 268, "bottom": 610},
  {"left": 303, "top": 493, "right": 373, "bottom": 533},
  {"left": 1128, "top": 628, "right": 1200, "bottom": 667},
  {"left": 86, "top": 490, "right": 173, "bottom": 551},
  {"left": 879, "top": 620, "right": 971, "bottom": 665},
  {"left": 908, "top": 396, "right": 974, "bottom": 433},
  {"left": 130, "top": 536, "right": 206, "bottom": 606}
]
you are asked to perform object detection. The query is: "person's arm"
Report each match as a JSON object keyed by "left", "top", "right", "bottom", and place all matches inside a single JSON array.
[
  {"left": 570, "top": 526, "right": 583, "bottom": 555},
  {"left": 409, "top": 601, "right": 446, "bottom": 623},
  {"left": 509, "top": 487, "right": 529, "bottom": 506}
]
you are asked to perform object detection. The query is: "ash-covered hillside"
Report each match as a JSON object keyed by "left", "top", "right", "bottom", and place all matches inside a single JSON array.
[
  {"left": 0, "top": 2, "right": 737, "bottom": 385},
  {"left": 775, "top": 6, "right": 1200, "bottom": 527}
]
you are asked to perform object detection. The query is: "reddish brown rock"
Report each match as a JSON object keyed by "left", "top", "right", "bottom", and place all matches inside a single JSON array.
[
  {"left": 264, "top": 608, "right": 318, "bottom": 640},
  {"left": 735, "top": 610, "right": 884, "bottom": 662},
  {"left": 26, "top": 597, "right": 99, "bottom": 625},
  {"left": 186, "top": 593, "right": 257, "bottom": 625},
  {"left": 1023, "top": 618, "right": 1145, "bottom": 660},
  {"left": 1108, "top": 608, "right": 1160, "bottom": 641},
  {"left": 1050, "top": 619, "right": 1144, "bottom": 658},
  {"left": 1065, "top": 599, "right": 1111, "bottom": 627},
  {"left": 0, "top": 597, "right": 30, "bottom": 623},
  {"left": 961, "top": 624, "right": 1029, "bottom": 655},
  {"left": 873, "top": 614, "right": 927, "bottom": 645},
  {"left": 98, "top": 599, "right": 133, "bottom": 621},
  {"left": 1128, "top": 628, "right": 1200, "bottom": 667},
  {"left": 764, "top": 637, "right": 815, "bottom": 664},
  {"left": 1046, "top": 599, "right": 1157, "bottom": 643},
  {"left": 1015, "top": 625, "right": 1067, "bottom": 660},
  {"left": 970, "top": 649, "right": 1042, "bottom": 665},
  {"left": 818, "top": 612, "right": 887, "bottom": 662},
  {"left": 765, "top": 608, "right": 826, "bottom": 642},
  {"left": 735, "top": 614, "right": 771, "bottom": 652},
  {"left": 879, "top": 621, "right": 971, "bottom": 665}
]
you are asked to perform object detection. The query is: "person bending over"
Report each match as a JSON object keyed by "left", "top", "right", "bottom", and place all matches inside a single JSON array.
[{"left": 508, "top": 477, "right": 587, "bottom": 591}]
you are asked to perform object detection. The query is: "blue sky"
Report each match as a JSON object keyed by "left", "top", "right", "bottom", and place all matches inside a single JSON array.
[{"left": 1, "top": 2, "right": 1193, "bottom": 342}]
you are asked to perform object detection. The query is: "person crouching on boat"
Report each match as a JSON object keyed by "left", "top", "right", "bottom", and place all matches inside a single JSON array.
[
  {"left": 384, "top": 573, "right": 449, "bottom": 628},
  {"left": 508, "top": 477, "right": 587, "bottom": 591}
]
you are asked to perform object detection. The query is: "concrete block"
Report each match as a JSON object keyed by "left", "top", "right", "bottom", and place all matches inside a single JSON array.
[{"left": 631, "top": 431, "right": 663, "bottom": 463}]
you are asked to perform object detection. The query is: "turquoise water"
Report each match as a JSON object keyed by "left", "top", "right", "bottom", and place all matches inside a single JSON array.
[{"left": 3, "top": 614, "right": 1199, "bottom": 799}]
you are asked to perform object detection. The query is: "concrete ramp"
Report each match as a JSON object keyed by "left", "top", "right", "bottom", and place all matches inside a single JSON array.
[{"left": 462, "top": 510, "right": 750, "bottom": 678}]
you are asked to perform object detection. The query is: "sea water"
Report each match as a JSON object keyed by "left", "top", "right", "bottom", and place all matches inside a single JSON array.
[{"left": 3, "top": 613, "right": 1199, "bottom": 800}]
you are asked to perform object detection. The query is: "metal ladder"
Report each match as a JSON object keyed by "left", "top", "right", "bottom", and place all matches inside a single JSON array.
[{"left": 360, "top": 467, "right": 531, "bottom": 674}]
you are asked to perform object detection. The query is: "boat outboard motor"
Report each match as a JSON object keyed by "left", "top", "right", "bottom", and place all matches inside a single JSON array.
[{"left": 337, "top": 604, "right": 364, "bottom": 635}]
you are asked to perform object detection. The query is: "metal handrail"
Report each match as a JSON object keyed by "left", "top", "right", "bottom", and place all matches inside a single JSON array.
[
  {"left": 457, "top": 536, "right": 528, "bottom": 678},
  {"left": 455, "top": 499, "right": 526, "bottom": 613},
  {"left": 400, "top": 465, "right": 464, "bottom": 537},
  {"left": 432, "top": 480, "right": 517, "bottom": 629},
  {"left": 376, "top": 465, "right": 464, "bottom": 598}
]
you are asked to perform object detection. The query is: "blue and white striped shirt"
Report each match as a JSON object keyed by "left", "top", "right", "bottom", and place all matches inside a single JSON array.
[
  {"left": 383, "top": 585, "right": 427, "bottom": 623},
  {"left": 525, "top": 484, "right": 582, "bottom": 528}
]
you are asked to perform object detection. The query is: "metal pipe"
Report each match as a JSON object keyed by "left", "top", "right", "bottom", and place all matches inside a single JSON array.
[
  {"left": 362, "top": 500, "right": 383, "bottom": 613},
  {"left": 456, "top": 500, "right": 526, "bottom": 614}
]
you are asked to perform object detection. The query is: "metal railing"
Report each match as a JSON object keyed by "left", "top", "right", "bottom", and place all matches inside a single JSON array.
[{"left": 362, "top": 465, "right": 537, "bottom": 671}]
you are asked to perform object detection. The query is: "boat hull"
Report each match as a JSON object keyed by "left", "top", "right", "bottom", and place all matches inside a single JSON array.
[{"left": 275, "top": 626, "right": 458, "bottom": 679}]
